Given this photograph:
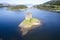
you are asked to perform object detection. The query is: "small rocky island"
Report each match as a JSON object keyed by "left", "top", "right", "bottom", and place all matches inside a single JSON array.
[{"left": 19, "top": 12, "right": 42, "bottom": 36}]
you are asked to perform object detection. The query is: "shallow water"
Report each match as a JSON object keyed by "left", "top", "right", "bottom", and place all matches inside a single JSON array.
[{"left": 0, "top": 8, "right": 60, "bottom": 40}]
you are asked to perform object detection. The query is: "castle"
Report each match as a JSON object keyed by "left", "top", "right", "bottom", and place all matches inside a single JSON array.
[{"left": 25, "top": 12, "right": 32, "bottom": 20}]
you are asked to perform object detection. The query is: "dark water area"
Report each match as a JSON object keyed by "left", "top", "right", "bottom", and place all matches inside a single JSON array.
[{"left": 0, "top": 8, "right": 60, "bottom": 40}]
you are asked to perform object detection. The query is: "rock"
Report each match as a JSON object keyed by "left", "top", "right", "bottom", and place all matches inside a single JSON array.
[
  {"left": 19, "top": 18, "right": 42, "bottom": 36},
  {"left": 18, "top": 12, "right": 42, "bottom": 36}
]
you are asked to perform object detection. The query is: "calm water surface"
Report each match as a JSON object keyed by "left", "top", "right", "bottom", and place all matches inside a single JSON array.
[{"left": 0, "top": 8, "right": 60, "bottom": 40}]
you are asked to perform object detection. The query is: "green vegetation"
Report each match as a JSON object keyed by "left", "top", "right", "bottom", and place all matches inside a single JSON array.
[
  {"left": 0, "top": 3, "right": 28, "bottom": 10},
  {"left": 8, "top": 5, "right": 28, "bottom": 10},
  {"left": 21, "top": 18, "right": 39, "bottom": 25},
  {"left": 33, "top": 1, "right": 60, "bottom": 12}
]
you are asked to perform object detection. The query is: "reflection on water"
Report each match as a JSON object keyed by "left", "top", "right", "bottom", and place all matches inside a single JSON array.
[{"left": 0, "top": 8, "right": 60, "bottom": 40}]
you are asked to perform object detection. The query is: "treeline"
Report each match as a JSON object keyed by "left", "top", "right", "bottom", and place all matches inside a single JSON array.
[
  {"left": 0, "top": 3, "right": 28, "bottom": 10},
  {"left": 33, "top": 1, "right": 60, "bottom": 12},
  {"left": 8, "top": 5, "right": 28, "bottom": 10}
]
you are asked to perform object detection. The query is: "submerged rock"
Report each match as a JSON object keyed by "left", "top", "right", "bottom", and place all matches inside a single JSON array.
[{"left": 18, "top": 12, "right": 42, "bottom": 36}]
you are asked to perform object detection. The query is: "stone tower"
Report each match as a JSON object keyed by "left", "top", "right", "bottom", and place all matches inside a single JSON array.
[{"left": 25, "top": 12, "right": 32, "bottom": 20}]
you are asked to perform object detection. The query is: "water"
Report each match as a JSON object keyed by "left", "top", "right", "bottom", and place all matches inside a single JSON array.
[{"left": 0, "top": 8, "right": 60, "bottom": 40}]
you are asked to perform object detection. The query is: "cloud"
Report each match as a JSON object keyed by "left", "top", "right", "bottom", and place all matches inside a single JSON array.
[{"left": 0, "top": 0, "right": 50, "bottom": 4}]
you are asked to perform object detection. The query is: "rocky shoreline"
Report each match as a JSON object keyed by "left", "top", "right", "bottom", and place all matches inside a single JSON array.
[{"left": 19, "top": 18, "right": 42, "bottom": 36}]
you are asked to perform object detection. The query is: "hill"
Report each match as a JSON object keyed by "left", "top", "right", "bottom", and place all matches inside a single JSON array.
[
  {"left": 0, "top": 3, "right": 28, "bottom": 10},
  {"left": 7, "top": 5, "right": 28, "bottom": 10},
  {"left": 33, "top": 1, "right": 60, "bottom": 13},
  {"left": 0, "top": 3, "right": 10, "bottom": 7}
]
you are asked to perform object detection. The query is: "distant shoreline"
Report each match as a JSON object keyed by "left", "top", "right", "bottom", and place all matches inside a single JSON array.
[{"left": 33, "top": 1, "right": 60, "bottom": 13}]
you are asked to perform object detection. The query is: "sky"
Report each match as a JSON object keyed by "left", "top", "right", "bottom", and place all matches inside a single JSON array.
[{"left": 0, "top": 0, "right": 51, "bottom": 5}]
